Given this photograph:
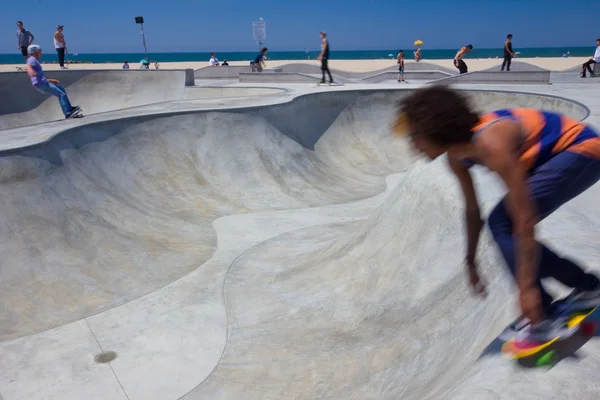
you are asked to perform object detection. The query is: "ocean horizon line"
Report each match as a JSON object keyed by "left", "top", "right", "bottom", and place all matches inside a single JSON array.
[{"left": 0, "top": 46, "right": 591, "bottom": 65}]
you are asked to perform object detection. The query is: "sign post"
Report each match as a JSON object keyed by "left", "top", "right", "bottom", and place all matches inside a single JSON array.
[{"left": 253, "top": 17, "right": 266, "bottom": 52}]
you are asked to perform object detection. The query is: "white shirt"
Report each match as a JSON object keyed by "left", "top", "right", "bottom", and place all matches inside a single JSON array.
[
  {"left": 54, "top": 32, "right": 65, "bottom": 49},
  {"left": 209, "top": 57, "right": 219, "bottom": 66},
  {"left": 594, "top": 46, "right": 600, "bottom": 62}
]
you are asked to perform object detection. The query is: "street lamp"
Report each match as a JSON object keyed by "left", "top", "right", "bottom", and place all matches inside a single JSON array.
[{"left": 135, "top": 16, "right": 149, "bottom": 68}]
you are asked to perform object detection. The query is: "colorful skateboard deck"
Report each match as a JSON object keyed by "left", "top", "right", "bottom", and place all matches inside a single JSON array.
[{"left": 501, "top": 306, "right": 598, "bottom": 368}]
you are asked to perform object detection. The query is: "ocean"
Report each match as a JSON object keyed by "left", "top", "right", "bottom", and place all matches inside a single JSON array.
[{"left": 0, "top": 47, "right": 591, "bottom": 65}]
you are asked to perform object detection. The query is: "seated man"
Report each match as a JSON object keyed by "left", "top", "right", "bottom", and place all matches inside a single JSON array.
[
  {"left": 26, "top": 44, "right": 80, "bottom": 119},
  {"left": 581, "top": 39, "right": 600, "bottom": 78},
  {"left": 394, "top": 85, "right": 600, "bottom": 343}
]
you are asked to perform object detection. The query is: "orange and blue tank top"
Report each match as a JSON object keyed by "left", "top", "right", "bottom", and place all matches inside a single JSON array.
[{"left": 472, "top": 108, "right": 600, "bottom": 171}]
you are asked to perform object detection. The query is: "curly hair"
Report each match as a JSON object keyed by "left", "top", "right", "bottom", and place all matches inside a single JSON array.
[{"left": 393, "top": 85, "right": 480, "bottom": 146}]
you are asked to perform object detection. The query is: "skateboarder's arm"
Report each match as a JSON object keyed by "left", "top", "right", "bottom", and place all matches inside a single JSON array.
[
  {"left": 478, "top": 121, "right": 539, "bottom": 291},
  {"left": 448, "top": 155, "right": 482, "bottom": 266},
  {"left": 28, "top": 31, "right": 34, "bottom": 45}
]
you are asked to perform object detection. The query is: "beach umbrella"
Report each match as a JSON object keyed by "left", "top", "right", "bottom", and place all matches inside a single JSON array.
[
  {"left": 388, "top": 53, "right": 394, "bottom": 59},
  {"left": 414, "top": 40, "right": 424, "bottom": 47}
]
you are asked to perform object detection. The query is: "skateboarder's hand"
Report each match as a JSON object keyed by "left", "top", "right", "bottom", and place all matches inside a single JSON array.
[
  {"left": 48, "top": 79, "right": 59, "bottom": 84},
  {"left": 467, "top": 263, "right": 487, "bottom": 298},
  {"left": 519, "top": 286, "right": 544, "bottom": 324}
]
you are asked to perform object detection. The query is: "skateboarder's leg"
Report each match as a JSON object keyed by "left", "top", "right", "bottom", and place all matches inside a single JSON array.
[
  {"left": 35, "top": 82, "right": 74, "bottom": 116},
  {"left": 488, "top": 149, "right": 600, "bottom": 313}
]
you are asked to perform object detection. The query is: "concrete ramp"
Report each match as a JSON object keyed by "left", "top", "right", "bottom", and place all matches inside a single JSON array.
[
  {"left": 360, "top": 70, "right": 452, "bottom": 83},
  {"left": 481, "top": 61, "right": 549, "bottom": 72},
  {"left": 194, "top": 66, "right": 283, "bottom": 78},
  {"left": 433, "top": 70, "right": 551, "bottom": 84},
  {"left": 0, "top": 88, "right": 597, "bottom": 400},
  {"left": 239, "top": 72, "right": 347, "bottom": 84},
  {"left": 277, "top": 61, "right": 457, "bottom": 78},
  {"left": 0, "top": 69, "right": 193, "bottom": 130}
]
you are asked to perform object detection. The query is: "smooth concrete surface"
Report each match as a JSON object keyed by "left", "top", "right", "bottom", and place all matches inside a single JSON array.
[
  {"left": 480, "top": 60, "right": 549, "bottom": 72},
  {"left": 435, "top": 70, "right": 552, "bottom": 84},
  {"left": 361, "top": 70, "right": 453, "bottom": 83},
  {"left": 0, "top": 69, "right": 194, "bottom": 130},
  {"left": 194, "top": 66, "right": 283, "bottom": 78},
  {"left": 1, "top": 77, "right": 600, "bottom": 400}
]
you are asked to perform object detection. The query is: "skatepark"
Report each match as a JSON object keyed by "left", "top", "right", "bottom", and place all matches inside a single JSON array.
[{"left": 1, "top": 61, "right": 600, "bottom": 400}]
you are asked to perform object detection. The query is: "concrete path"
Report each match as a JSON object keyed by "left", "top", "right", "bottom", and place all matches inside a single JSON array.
[{"left": 1, "top": 72, "right": 600, "bottom": 400}]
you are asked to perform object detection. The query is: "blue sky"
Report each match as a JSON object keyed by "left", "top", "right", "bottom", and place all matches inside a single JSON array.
[{"left": 1, "top": 0, "right": 599, "bottom": 53}]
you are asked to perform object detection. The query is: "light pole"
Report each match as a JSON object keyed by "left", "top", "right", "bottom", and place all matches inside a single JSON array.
[{"left": 135, "top": 16, "right": 148, "bottom": 68}]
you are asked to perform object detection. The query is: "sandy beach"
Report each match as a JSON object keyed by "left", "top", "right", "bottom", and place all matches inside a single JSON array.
[{"left": 0, "top": 57, "right": 588, "bottom": 73}]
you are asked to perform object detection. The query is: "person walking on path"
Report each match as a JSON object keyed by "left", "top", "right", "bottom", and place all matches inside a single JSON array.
[
  {"left": 501, "top": 34, "right": 516, "bottom": 71},
  {"left": 317, "top": 31, "right": 334, "bottom": 84},
  {"left": 394, "top": 85, "right": 600, "bottom": 345},
  {"left": 26, "top": 45, "right": 80, "bottom": 119},
  {"left": 580, "top": 39, "right": 600, "bottom": 78},
  {"left": 397, "top": 49, "right": 405, "bottom": 82},
  {"left": 453, "top": 44, "right": 472, "bottom": 74},
  {"left": 54, "top": 25, "right": 67, "bottom": 69},
  {"left": 16, "top": 21, "right": 35, "bottom": 62}
]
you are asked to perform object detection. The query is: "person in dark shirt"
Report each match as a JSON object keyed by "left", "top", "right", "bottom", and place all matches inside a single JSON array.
[
  {"left": 250, "top": 47, "right": 268, "bottom": 72},
  {"left": 317, "top": 31, "right": 334, "bottom": 84},
  {"left": 501, "top": 34, "right": 516, "bottom": 72}
]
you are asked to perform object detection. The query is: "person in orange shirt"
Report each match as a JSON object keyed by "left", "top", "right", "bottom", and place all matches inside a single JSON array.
[{"left": 394, "top": 85, "right": 600, "bottom": 344}]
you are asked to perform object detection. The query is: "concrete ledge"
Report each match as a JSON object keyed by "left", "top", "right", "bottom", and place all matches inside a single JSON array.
[
  {"left": 433, "top": 71, "right": 551, "bottom": 84},
  {"left": 194, "top": 66, "right": 283, "bottom": 78},
  {"left": 239, "top": 72, "right": 323, "bottom": 83},
  {"left": 360, "top": 70, "right": 452, "bottom": 83}
]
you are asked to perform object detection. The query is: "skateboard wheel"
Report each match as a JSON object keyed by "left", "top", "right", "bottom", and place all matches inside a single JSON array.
[{"left": 581, "top": 322, "right": 597, "bottom": 336}]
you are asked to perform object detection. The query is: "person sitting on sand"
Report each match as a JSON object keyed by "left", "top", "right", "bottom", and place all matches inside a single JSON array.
[
  {"left": 250, "top": 47, "right": 268, "bottom": 72},
  {"left": 122, "top": 61, "right": 129, "bottom": 69},
  {"left": 221, "top": 59, "right": 229, "bottom": 66},
  {"left": 26, "top": 44, "right": 80, "bottom": 119},
  {"left": 394, "top": 84, "right": 600, "bottom": 345},
  {"left": 580, "top": 39, "right": 600, "bottom": 78},
  {"left": 453, "top": 44, "right": 472, "bottom": 74}
]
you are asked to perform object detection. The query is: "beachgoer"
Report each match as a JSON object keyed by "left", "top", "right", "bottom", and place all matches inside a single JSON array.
[
  {"left": 122, "top": 61, "right": 130, "bottom": 69},
  {"left": 16, "top": 21, "right": 35, "bottom": 62},
  {"left": 501, "top": 34, "right": 515, "bottom": 72},
  {"left": 414, "top": 48, "right": 421, "bottom": 62},
  {"left": 397, "top": 49, "right": 405, "bottom": 82},
  {"left": 580, "top": 39, "right": 600, "bottom": 78},
  {"left": 317, "top": 31, "right": 334, "bottom": 84},
  {"left": 453, "top": 45, "right": 472, "bottom": 74},
  {"left": 222, "top": 60, "right": 229, "bottom": 66},
  {"left": 209, "top": 53, "right": 220, "bottom": 66},
  {"left": 26, "top": 45, "right": 80, "bottom": 119},
  {"left": 394, "top": 85, "right": 600, "bottom": 342},
  {"left": 250, "top": 47, "right": 268, "bottom": 72},
  {"left": 54, "top": 25, "right": 67, "bottom": 69}
]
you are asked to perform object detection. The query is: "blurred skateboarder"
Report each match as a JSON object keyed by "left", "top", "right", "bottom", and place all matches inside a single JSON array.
[{"left": 394, "top": 85, "right": 600, "bottom": 341}]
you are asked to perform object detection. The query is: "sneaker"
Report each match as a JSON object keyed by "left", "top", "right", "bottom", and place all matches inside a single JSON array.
[
  {"left": 498, "top": 314, "right": 531, "bottom": 341},
  {"left": 557, "top": 285, "right": 600, "bottom": 313},
  {"left": 513, "top": 315, "right": 578, "bottom": 348},
  {"left": 65, "top": 106, "right": 81, "bottom": 119}
]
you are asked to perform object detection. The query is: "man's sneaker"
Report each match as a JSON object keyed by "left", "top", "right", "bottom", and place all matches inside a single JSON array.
[
  {"left": 512, "top": 316, "right": 579, "bottom": 350},
  {"left": 556, "top": 285, "right": 600, "bottom": 313},
  {"left": 498, "top": 314, "right": 531, "bottom": 341},
  {"left": 66, "top": 106, "right": 81, "bottom": 119}
]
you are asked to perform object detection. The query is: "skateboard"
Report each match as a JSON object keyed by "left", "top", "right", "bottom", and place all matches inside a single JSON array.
[
  {"left": 501, "top": 306, "right": 598, "bottom": 368},
  {"left": 315, "top": 82, "right": 344, "bottom": 87},
  {"left": 67, "top": 108, "right": 84, "bottom": 119}
]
